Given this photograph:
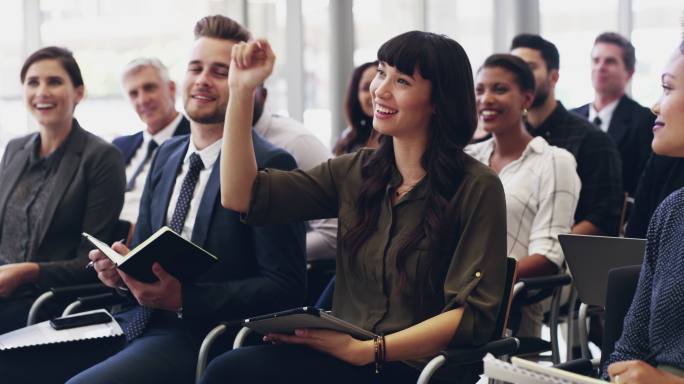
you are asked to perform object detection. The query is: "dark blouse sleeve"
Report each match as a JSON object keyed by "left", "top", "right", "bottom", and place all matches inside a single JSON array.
[
  {"left": 444, "top": 170, "right": 508, "bottom": 347},
  {"left": 243, "top": 151, "right": 367, "bottom": 225}
]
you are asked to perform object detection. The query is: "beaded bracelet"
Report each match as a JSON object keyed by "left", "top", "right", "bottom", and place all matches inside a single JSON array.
[{"left": 374, "top": 334, "right": 386, "bottom": 374}]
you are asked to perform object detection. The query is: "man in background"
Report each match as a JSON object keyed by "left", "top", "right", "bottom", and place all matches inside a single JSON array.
[
  {"left": 114, "top": 58, "right": 190, "bottom": 240},
  {"left": 572, "top": 32, "right": 653, "bottom": 197}
]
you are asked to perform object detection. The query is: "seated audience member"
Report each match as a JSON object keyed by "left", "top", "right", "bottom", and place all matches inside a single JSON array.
[
  {"left": 0, "top": 47, "right": 125, "bottom": 334},
  {"left": 333, "top": 61, "right": 380, "bottom": 155},
  {"left": 114, "top": 57, "right": 190, "bottom": 238},
  {"left": 204, "top": 31, "right": 507, "bottom": 384},
  {"left": 510, "top": 34, "right": 623, "bottom": 236},
  {"left": 466, "top": 54, "right": 580, "bottom": 338},
  {"left": 625, "top": 153, "right": 684, "bottom": 238},
  {"left": 604, "top": 40, "right": 684, "bottom": 384},
  {"left": 571, "top": 32, "right": 653, "bottom": 197},
  {"left": 0, "top": 15, "right": 305, "bottom": 384},
  {"left": 252, "top": 85, "right": 337, "bottom": 261}
]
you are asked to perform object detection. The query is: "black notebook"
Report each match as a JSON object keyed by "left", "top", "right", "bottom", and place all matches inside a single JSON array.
[
  {"left": 242, "top": 307, "right": 377, "bottom": 340},
  {"left": 83, "top": 226, "right": 218, "bottom": 283}
]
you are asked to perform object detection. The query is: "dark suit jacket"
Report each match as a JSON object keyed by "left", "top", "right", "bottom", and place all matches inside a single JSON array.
[
  {"left": 0, "top": 120, "right": 126, "bottom": 289},
  {"left": 130, "top": 133, "right": 306, "bottom": 330},
  {"left": 112, "top": 115, "right": 191, "bottom": 164},
  {"left": 572, "top": 95, "right": 654, "bottom": 196}
]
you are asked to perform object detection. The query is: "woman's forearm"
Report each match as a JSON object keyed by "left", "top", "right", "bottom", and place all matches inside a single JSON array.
[
  {"left": 383, "top": 308, "right": 464, "bottom": 362},
  {"left": 220, "top": 85, "right": 258, "bottom": 212}
]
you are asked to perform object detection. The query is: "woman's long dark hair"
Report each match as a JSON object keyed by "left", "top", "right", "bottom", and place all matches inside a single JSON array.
[
  {"left": 333, "top": 61, "right": 378, "bottom": 155},
  {"left": 344, "top": 31, "right": 477, "bottom": 305}
]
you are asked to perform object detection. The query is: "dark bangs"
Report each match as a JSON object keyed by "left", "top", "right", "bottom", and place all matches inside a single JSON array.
[{"left": 377, "top": 31, "right": 436, "bottom": 81}]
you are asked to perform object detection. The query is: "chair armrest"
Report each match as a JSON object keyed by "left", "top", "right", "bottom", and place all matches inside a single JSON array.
[
  {"left": 196, "top": 323, "right": 229, "bottom": 383},
  {"left": 61, "top": 292, "right": 124, "bottom": 317},
  {"left": 417, "top": 338, "right": 519, "bottom": 384},
  {"left": 553, "top": 358, "right": 595, "bottom": 376},
  {"left": 50, "top": 283, "right": 114, "bottom": 299},
  {"left": 27, "top": 284, "right": 115, "bottom": 325},
  {"left": 518, "top": 274, "right": 572, "bottom": 290},
  {"left": 441, "top": 337, "right": 520, "bottom": 364},
  {"left": 516, "top": 274, "right": 572, "bottom": 305}
]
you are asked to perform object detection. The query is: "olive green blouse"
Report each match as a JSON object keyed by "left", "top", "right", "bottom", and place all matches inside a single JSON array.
[{"left": 244, "top": 149, "right": 507, "bottom": 377}]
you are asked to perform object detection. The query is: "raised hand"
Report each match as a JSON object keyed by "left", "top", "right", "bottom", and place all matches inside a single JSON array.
[{"left": 228, "top": 39, "right": 276, "bottom": 91}]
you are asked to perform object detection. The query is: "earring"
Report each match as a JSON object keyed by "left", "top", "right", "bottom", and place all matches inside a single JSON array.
[{"left": 522, "top": 108, "right": 528, "bottom": 118}]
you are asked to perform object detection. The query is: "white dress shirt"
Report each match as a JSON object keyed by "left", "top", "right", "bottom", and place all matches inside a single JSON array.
[
  {"left": 588, "top": 99, "right": 619, "bottom": 133},
  {"left": 120, "top": 113, "right": 183, "bottom": 223},
  {"left": 165, "top": 136, "right": 222, "bottom": 240},
  {"left": 466, "top": 136, "right": 581, "bottom": 268}
]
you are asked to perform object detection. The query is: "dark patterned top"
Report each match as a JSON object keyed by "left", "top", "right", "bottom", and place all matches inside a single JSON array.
[
  {"left": 604, "top": 187, "right": 684, "bottom": 375},
  {"left": 528, "top": 102, "right": 623, "bottom": 235},
  {"left": 0, "top": 135, "right": 67, "bottom": 264},
  {"left": 626, "top": 154, "right": 684, "bottom": 238}
]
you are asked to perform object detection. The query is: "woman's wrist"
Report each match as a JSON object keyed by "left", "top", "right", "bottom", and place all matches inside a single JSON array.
[
  {"left": 350, "top": 339, "right": 376, "bottom": 366},
  {"left": 19, "top": 262, "right": 40, "bottom": 282}
]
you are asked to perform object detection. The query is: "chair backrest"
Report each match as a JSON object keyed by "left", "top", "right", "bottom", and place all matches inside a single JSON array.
[
  {"left": 495, "top": 257, "right": 518, "bottom": 338},
  {"left": 600, "top": 265, "right": 641, "bottom": 366},
  {"left": 560, "top": 234, "right": 645, "bottom": 307}
]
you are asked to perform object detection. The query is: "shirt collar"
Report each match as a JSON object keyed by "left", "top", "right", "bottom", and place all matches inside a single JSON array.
[
  {"left": 29, "top": 127, "right": 73, "bottom": 168},
  {"left": 589, "top": 99, "right": 619, "bottom": 125},
  {"left": 184, "top": 135, "right": 222, "bottom": 170},
  {"left": 143, "top": 112, "right": 183, "bottom": 145},
  {"left": 528, "top": 101, "right": 568, "bottom": 136},
  {"left": 467, "top": 135, "right": 547, "bottom": 165}
]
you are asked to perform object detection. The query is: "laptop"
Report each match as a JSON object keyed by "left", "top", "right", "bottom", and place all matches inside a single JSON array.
[{"left": 559, "top": 234, "right": 645, "bottom": 308}]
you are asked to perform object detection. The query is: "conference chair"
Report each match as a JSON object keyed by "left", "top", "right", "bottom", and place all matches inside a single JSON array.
[
  {"left": 507, "top": 272, "right": 573, "bottom": 364},
  {"left": 554, "top": 265, "right": 641, "bottom": 377}
]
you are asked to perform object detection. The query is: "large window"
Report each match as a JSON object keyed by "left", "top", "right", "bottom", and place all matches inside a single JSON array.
[
  {"left": 2, "top": 0, "right": 243, "bottom": 147},
  {"left": 0, "top": 0, "right": 25, "bottom": 153},
  {"left": 631, "top": 0, "right": 682, "bottom": 108},
  {"left": 427, "top": 0, "right": 494, "bottom": 74},
  {"left": 353, "top": 0, "right": 424, "bottom": 65},
  {"left": 540, "top": 0, "right": 619, "bottom": 109},
  {"left": 247, "top": 0, "right": 288, "bottom": 116}
]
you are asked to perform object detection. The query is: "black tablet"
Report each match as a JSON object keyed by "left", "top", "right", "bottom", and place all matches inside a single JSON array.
[{"left": 242, "top": 307, "right": 377, "bottom": 340}]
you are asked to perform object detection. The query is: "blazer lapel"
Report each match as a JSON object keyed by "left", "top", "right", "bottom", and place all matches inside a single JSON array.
[
  {"left": 124, "top": 133, "right": 144, "bottom": 164},
  {"left": 0, "top": 138, "right": 34, "bottom": 231},
  {"left": 191, "top": 159, "right": 219, "bottom": 247},
  {"left": 33, "top": 123, "right": 86, "bottom": 250},
  {"left": 152, "top": 141, "right": 187, "bottom": 230},
  {"left": 607, "top": 96, "right": 631, "bottom": 145},
  {"left": 578, "top": 104, "right": 590, "bottom": 119}
]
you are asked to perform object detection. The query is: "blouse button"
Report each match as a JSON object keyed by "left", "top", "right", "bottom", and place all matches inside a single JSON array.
[{"left": 475, "top": 271, "right": 481, "bottom": 278}]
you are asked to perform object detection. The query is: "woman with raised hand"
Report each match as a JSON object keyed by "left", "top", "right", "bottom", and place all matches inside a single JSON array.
[
  {"left": 0, "top": 46, "right": 125, "bottom": 333},
  {"left": 208, "top": 31, "right": 507, "bottom": 384},
  {"left": 604, "top": 41, "right": 684, "bottom": 384},
  {"left": 466, "top": 54, "right": 580, "bottom": 338},
  {"left": 333, "top": 60, "right": 380, "bottom": 155}
]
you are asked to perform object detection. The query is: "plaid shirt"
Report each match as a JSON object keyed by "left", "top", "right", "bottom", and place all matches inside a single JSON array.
[
  {"left": 528, "top": 102, "right": 623, "bottom": 235},
  {"left": 466, "top": 137, "right": 580, "bottom": 267}
]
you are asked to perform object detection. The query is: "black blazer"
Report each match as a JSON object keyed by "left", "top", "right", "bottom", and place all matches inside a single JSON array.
[
  {"left": 130, "top": 132, "right": 306, "bottom": 330},
  {"left": 0, "top": 120, "right": 126, "bottom": 289},
  {"left": 112, "top": 115, "right": 191, "bottom": 165},
  {"left": 572, "top": 95, "right": 654, "bottom": 196}
]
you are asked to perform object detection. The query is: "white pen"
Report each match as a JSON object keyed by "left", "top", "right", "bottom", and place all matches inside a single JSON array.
[{"left": 85, "top": 238, "right": 126, "bottom": 270}]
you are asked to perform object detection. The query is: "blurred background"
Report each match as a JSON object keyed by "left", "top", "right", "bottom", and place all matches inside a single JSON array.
[{"left": 0, "top": 0, "right": 681, "bottom": 153}]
